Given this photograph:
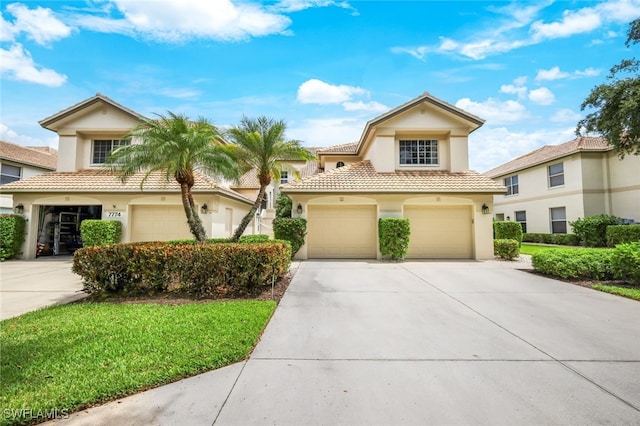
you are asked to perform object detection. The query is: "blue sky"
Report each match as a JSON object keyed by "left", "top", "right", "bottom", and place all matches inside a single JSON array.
[{"left": 1, "top": 0, "right": 638, "bottom": 172}]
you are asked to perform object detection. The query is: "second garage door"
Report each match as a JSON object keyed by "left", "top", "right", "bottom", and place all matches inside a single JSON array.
[
  {"left": 307, "top": 205, "right": 377, "bottom": 258},
  {"left": 405, "top": 205, "right": 472, "bottom": 259},
  {"left": 130, "top": 205, "right": 192, "bottom": 242}
]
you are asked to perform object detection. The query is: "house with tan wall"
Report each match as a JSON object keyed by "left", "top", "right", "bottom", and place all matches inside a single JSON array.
[
  {"left": 282, "top": 92, "right": 505, "bottom": 260},
  {"left": 1, "top": 94, "right": 254, "bottom": 259},
  {"left": 0, "top": 141, "right": 57, "bottom": 213},
  {"left": 484, "top": 137, "right": 640, "bottom": 234}
]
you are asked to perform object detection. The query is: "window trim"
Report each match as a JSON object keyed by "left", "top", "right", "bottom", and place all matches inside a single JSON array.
[
  {"left": 504, "top": 175, "right": 519, "bottom": 196},
  {"left": 548, "top": 162, "right": 565, "bottom": 188},
  {"left": 1, "top": 163, "right": 22, "bottom": 184},
  {"left": 91, "top": 139, "right": 129, "bottom": 165},
  {"left": 398, "top": 139, "right": 439, "bottom": 166},
  {"left": 280, "top": 170, "right": 289, "bottom": 184},
  {"left": 550, "top": 207, "right": 567, "bottom": 234},
  {"left": 514, "top": 210, "right": 527, "bottom": 233}
]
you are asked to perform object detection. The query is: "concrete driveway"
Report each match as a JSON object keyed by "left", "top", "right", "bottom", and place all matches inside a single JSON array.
[
  {"left": 52, "top": 259, "right": 640, "bottom": 425},
  {"left": 0, "top": 256, "right": 85, "bottom": 320}
]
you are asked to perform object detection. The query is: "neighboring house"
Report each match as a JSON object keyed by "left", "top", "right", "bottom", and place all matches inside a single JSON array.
[
  {"left": 484, "top": 136, "right": 640, "bottom": 234},
  {"left": 0, "top": 94, "right": 254, "bottom": 259},
  {"left": 282, "top": 92, "right": 505, "bottom": 260},
  {"left": 0, "top": 141, "right": 57, "bottom": 213}
]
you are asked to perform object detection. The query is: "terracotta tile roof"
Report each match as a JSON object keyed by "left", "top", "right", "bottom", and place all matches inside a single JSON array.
[
  {"left": 484, "top": 136, "right": 611, "bottom": 178},
  {"left": 282, "top": 161, "right": 505, "bottom": 193},
  {"left": 230, "top": 148, "right": 320, "bottom": 189},
  {"left": 0, "top": 140, "right": 57, "bottom": 170},
  {"left": 317, "top": 142, "right": 358, "bottom": 154},
  {"left": 0, "top": 169, "right": 253, "bottom": 203}
]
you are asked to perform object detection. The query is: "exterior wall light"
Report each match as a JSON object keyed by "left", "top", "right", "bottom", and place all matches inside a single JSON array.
[
  {"left": 481, "top": 203, "right": 490, "bottom": 215},
  {"left": 296, "top": 203, "right": 303, "bottom": 214},
  {"left": 201, "top": 203, "right": 208, "bottom": 214},
  {"left": 14, "top": 204, "right": 24, "bottom": 215}
]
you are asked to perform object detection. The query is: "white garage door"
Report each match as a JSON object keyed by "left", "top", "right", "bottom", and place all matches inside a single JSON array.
[
  {"left": 307, "top": 205, "right": 377, "bottom": 258},
  {"left": 130, "top": 205, "right": 192, "bottom": 242},
  {"left": 404, "top": 206, "right": 472, "bottom": 259}
]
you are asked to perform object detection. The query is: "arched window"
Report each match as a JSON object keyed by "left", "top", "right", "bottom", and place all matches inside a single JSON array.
[{"left": 336, "top": 161, "right": 345, "bottom": 168}]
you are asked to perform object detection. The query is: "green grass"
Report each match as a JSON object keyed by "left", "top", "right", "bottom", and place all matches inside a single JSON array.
[
  {"left": 592, "top": 284, "right": 640, "bottom": 301},
  {"left": 520, "top": 243, "right": 597, "bottom": 256},
  {"left": 0, "top": 301, "right": 276, "bottom": 425}
]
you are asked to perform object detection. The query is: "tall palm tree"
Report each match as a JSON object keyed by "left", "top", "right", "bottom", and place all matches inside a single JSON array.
[
  {"left": 107, "top": 112, "right": 238, "bottom": 242},
  {"left": 225, "top": 116, "right": 314, "bottom": 241}
]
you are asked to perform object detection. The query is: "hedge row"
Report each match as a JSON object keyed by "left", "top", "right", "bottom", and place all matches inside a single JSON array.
[
  {"left": 0, "top": 214, "right": 26, "bottom": 261},
  {"left": 72, "top": 241, "right": 291, "bottom": 297},
  {"left": 80, "top": 219, "right": 122, "bottom": 247},
  {"left": 531, "top": 242, "right": 640, "bottom": 284},
  {"left": 606, "top": 225, "right": 640, "bottom": 246},
  {"left": 523, "top": 233, "right": 581, "bottom": 246}
]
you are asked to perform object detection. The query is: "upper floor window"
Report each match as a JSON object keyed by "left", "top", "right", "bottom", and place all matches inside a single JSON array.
[
  {"left": 515, "top": 210, "right": 527, "bottom": 233},
  {"left": 504, "top": 175, "right": 519, "bottom": 196},
  {"left": 92, "top": 139, "right": 129, "bottom": 164},
  {"left": 280, "top": 171, "right": 289, "bottom": 184},
  {"left": 399, "top": 139, "right": 438, "bottom": 165},
  {"left": 336, "top": 161, "right": 345, "bottom": 168},
  {"left": 550, "top": 207, "right": 567, "bottom": 234},
  {"left": 548, "top": 163, "right": 564, "bottom": 187},
  {"left": 1, "top": 164, "right": 21, "bottom": 184}
]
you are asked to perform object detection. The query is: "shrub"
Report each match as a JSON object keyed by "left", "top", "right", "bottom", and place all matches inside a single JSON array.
[
  {"left": 239, "top": 234, "right": 270, "bottom": 243},
  {"left": 606, "top": 225, "right": 640, "bottom": 247},
  {"left": 570, "top": 214, "right": 620, "bottom": 247},
  {"left": 493, "top": 239, "right": 520, "bottom": 260},
  {"left": 72, "top": 241, "right": 291, "bottom": 296},
  {"left": 80, "top": 219, "right": 122, "bottom": 247},
  {"left": 275, "top": 194, "right": 292, "bottom": 218},
  {"left": 522, "top": 233, "right": 581, "bottom": 246},
  {"left": 378, "top": 218, "right": 410, "bottom": 260},
  {"left": 494, "top": 221, "right": 523, "bottom": 246},
  {"left": 610, "top": 242, "right": 640, "bottom": 284},
  {"left": 273, "top": 218, "right": 307, "bottom": 258},
  {"left": 0, "top": 214, "right": 26, "bottom": 261},
  {"left": 531, "top": 248, "right": 613, "bottom": 280}
]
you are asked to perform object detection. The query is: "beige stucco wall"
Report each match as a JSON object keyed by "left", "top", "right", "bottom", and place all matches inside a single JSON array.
[
  {"left": 11, "top": 192, "right": 252, "bottom": 259},
  {"left": 287, "top": 193, "right": 494, "bottom": 260},
  {"left": 0, "top": 160, "right": 52, "bottom": 213},
  {"left": 606, "top": 152, "right": 640, "bottom": 221}
]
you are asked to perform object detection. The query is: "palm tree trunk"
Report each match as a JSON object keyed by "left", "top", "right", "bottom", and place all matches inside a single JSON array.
[
  {"left": 180, "top": 184, "right": 207, "bottom": 242},
  {"left": 231, "top": 185, "right": 265, "bottom": 241}
]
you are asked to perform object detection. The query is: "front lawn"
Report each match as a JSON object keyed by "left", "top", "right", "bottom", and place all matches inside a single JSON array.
[
  {"left": 520, "top": 243, "right": 590, "bottom": 256},
  {"left": 592, "top": 284, "right": 640, "bottom": 301},
  {"left": 0, "top": 301, "right": 275, "bottom": 425}
]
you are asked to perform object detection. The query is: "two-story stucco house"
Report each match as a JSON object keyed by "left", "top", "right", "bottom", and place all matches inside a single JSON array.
[
  {"left": 0, "top": 140, "right": 57, "bottom": 213},
  {"left": 484, "top": 136, "right": 640, "bottom": 234},
  {"left": 282, "top": 91, "right": 505, "bottom": 260},
  {"left": 1, "top": 94, "right": 254, "bottom": 258}
]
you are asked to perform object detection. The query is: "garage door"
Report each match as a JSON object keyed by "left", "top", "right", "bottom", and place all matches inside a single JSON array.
[
  {"left": 307, "top": 205, "right": 377, "bottom": 258},
  {"left": 130, "top": 205, "right": 192, "bottom": 242},
  {"left": 404, "top": 206, "right": 472, "bottom": 259}
]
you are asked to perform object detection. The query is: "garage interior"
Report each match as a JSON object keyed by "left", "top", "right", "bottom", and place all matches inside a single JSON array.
[{"left": 36, "top": 205, "right": 102, "bottom": 257}]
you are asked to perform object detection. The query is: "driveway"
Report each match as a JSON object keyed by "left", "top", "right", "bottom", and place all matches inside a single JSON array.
[{"left": 0, "top": 257, "right": 85, "bottom": 320}]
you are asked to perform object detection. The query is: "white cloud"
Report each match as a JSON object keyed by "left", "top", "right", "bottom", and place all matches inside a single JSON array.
[
  {"left": 5, "top": 3, "right": 72, "bottom": 46},
  {"left": 390, "top": 46, "right": 428, "bottom": 61},
  {"left": 469, "top": 126, "right": 575, "bottom": 172},
  {"left": 455, "top": 98, "right": 529, "bottom": 124},
  {"left": 342, "top": 101, "right": 388, "bottom": 113},
  {"left": 535, "top": 66, "right": 570, "bottom": 81},
  {"left": 0, "top": 44, "right": 67, "bottom": 87},
  {"left": 551, "top": 108, "right": 582, "bottom": 123},
  {"left": 574, "top": 67, "right": 600, "bottom": 77},
  {"left": 297, "top": 79, "right": 368, "bottom": 104},
  {"left": 597, "top": 0, "right": 640, "bottom": 23},
  {"left": 287, "top": 118, "right": 364, "bottom": 147},
  {"left": 528, "top": 87, "right": 555, "bottom": 105},
  {"left": 272, "top": 0, "right": 357, "bottom": 15},
  {"left": 531, "top": 8, "right": 602, "bottom": 40},
  {"left": 500, "top": 85, "right": 527, "bottom": 99},
  {"left": 0, "top": 123, "right": 58, "bottom": 148}
]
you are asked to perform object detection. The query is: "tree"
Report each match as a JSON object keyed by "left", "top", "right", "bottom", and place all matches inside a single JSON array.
[
  {"left": 107, "top": 112, "right": 238, "bottom": 242},
  {"left": 224, "top": 116, "right": 314, "bottom": 241},
  {"left": 577, "top": 18, "right": 640, "bottom": 157}
]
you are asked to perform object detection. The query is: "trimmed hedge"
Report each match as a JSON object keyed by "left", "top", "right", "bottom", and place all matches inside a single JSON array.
[
  {"left": 0, "top": 214, "right": 26, "bottom": 261},
  {"left": 275, "top": 194, "right": 292, "bottom": 218},
  {"left": 493, "top": 239, "right": 520, "bottom": 260},
  {"left": 494, "top": 221, "right": 523, "bottom": 246},
  {"left": 273, "top": 218, "right": 307, "bottom": 259},
  {"left": 531, "top": 248, "right": 613, "bottom": 280},
  {"left": 80, "top": 219, "right": 122, "bottom": 247},
  {"left": 523, "top": 233, "right": 581, "bottom": 246},
  {"left": 378, "top": 218, "right": 410, "bottom": 260},
  {"left": 72, "top": 241, "right": 291, "bottom": 297},
  {"left": 570, "top": 214, "right": 620, "bottom": 247},
  {"left": 239, "top": 234, "right": 270, "bottom": 243},
  {"left": 610, "top": 242, "right": 640, "bottom": 284},
  {"left": 606, "top": 225, "right": 640, "bottom": 247}
]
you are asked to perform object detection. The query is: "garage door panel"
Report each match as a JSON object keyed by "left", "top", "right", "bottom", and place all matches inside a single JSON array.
[
  {"left": 307, "top": 205, "right": 376, "bottom": 259},
  {"left": 131, "top": 205, "right": 192, "bottom": 242},
  {"left": 405, "top": 206, "right": 472, "bottom": 259}
]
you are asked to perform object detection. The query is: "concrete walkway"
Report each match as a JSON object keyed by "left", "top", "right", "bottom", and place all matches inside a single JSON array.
[
  {"left": 47, "top": 259, "right": 640, "bottom": 425},
  {"left": 0, "top": 256, "right": 85, "bottom": 320}
]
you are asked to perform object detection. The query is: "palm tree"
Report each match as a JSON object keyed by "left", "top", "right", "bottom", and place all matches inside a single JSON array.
[
  {"left": 107, "top": 112, "right": 238, "bottom": 242},
  {"left": 225, "top": 116, "right": 314, "bottom": 241}
]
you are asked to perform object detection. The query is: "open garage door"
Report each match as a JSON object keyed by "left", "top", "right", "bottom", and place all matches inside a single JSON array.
[
  {"left": 307, "top": 205, "right": 377, "bottom": 258},
  {"left": 130, "top": 205, "right": 192, "bottom": 242},
  {"left": 404, "top": 205, "right": 473, "bottom": 259}
]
